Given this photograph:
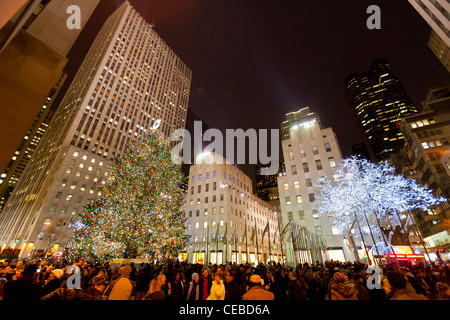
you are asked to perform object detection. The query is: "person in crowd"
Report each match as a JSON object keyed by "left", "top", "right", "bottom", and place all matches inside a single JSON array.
[
  {"left": 350, "top": 273, "right": 371, "bottom": 300},
  {"left": 287, "top": 271, "right": 307, "bottom": 300},
  {"left": 224, "top": 269, "right": 242, "bottom": 300},
  {"left": 329, "top": 272, "right": 358, "bottom": 300},
  {"left": 103, "top": 265, "right": 136, "bottom": 300},
  {"left": 199, "top": 268, "right": 212, "bottom": 300},
  {"left": 168, "top": 270, "right": 185, "bottom": 300},
  {"left": 386, "top": 271, "right": 428, "bottom": 300},
  {"left": 433, "top": 282, "right": 450, "bottom": 300},
  {"left": 143, "top": 274, "right": 166, "bottom": 300},
  {"left": 207, "top": 272, "right": 225, "bottom": 300},
  {"left": 41, "top": 268, "right": 63, "bottom": 297},
  {"left": 3, "top": 263, "right": 42, "bottom": 301},
  {"left": 186, "top": 272, "right": 200, "bottom": 300},
  {"left": 242, "top": 274, "right": 274, "bottom": 300},
  {"left": 78, "top": 275, "right": 108, "bottom": 300}
]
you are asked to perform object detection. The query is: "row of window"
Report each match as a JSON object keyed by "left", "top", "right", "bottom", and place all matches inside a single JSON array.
[
  {"left": 421, "top": 138, "right": 448, "bottom": 149},
  {"left": 288, "top": 143, "right": 332, "bottom": 161},
  {"left": 285, "top": 193, "right": 315, "bottom": 205},
  {"left": 288, "top": 157, "right": 336, "bottom": 175},
  {"left": 192, "top": 171, "right": 250, "bottom": 193}
]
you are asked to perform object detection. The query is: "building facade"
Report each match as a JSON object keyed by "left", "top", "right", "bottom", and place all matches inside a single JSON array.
[
  {"left": 408, "top": 0, "right": 450, "bottom": 72},
  {"left": 182, "top": 153, "right": 281, "bottom": 265},
  {"left": 395, "top": 83, "right": 450, "bottom": 261},
  {"left": 345, "top": 59, "right": 418, "bottom": 163},
  {"left": 278, "top": 107, "right": 352, "bottom": 264},
  {"left": 0, "top": 73, "right": 66, "bottom": 213},
  {"left": 0, "top": 1, "right": 192, "bottom": 258},
  {"left": 0, "top": 0, "right": 100, "bottom": 173}
]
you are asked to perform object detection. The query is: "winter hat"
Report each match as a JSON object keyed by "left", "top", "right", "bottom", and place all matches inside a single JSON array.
[
  {"left": 386, "top": 271, "right": 407, "bottom": 289},
  {"left": 52, "top": 269, "right": 64, "bottom": 279},
  {"left": 333, "top": 272, "right": 348, "bottom": 283},
  {"left": 191, "top": 272, "right": 199, "bottom": 281}
]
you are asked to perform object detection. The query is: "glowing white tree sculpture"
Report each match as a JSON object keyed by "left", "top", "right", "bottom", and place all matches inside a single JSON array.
[{"left": 317, "top": 157, "right": 446, "bottom": 256}]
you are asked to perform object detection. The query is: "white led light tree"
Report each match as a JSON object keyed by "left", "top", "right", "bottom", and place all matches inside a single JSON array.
[{"left": 317, "top": 157, "right": 446, "bottom": 262}]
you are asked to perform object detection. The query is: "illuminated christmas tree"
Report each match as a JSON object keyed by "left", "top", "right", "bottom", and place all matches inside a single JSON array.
[{"left": 68, "top": 131, "right": 188, "bottom": 262}]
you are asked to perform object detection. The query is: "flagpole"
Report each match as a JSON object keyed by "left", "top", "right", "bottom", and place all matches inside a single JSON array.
[
  {"left": 245, "top": 220, "right": 249, "bottom": 264},
  {"left": 215, "top": 225, "right": 219, "bottom": 265},
  {"left": 267, "top": 219, "right": 272, "bottom": 263},
  {"left": 206, "top": 226, "right": 209, "bottom": 266},
  {"left": 255, "top": 220, "right": 259, "bottom": 265}
]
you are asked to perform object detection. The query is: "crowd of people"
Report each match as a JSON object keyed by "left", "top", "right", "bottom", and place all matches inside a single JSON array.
[{"left": 0, "top": 258, "right": 449, "bottom": 301}]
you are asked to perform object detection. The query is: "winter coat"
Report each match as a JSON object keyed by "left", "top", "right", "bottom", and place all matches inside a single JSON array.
[
  {"left": 330, "top": 280, "right": 358, "bottom": 300},
  {"left": 207, "top": 280, "right": 225, "bottom": 300},
  {"left": 287, "top": 278, "right": 307, "bottom": 300},
  {"left": 168, "top": 280, "right": 185, "bottom": 300},
  {"left": 3, "top": 276, "right": 42, "bottom": 301},
  {"left": 352, "top": 281, "right": 371, "bottom": 300},
  {"left": 104, "top": 275, "right": 135, "bottom": 300},
  {"left": 242, "top": 285, "right": 274, "bottom": 300},
  {"left": 41, "top": 287, "right": 82, "bottom": 300},
  {"left": 41, "top": 278, "right": 61, "bottom": 297},
  {"left": 390, "top": 287, "right": 428, "bottom": 300},
  {"left": 77, "top": 286, "right": 105, "bottom": 300},
  {"left": 225, "top": 280, "right": 242, "bottom": 300}
]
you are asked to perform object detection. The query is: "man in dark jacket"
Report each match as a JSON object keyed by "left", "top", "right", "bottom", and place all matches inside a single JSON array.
[
  {"left": 287, "top": 271, "right": 307, "bottom": 300},
  {"left": 224, "top": 269, "right": 242, "bottom": 300},
  {"left": 3, "top": 263, "right": 41, "bottom": 301}
]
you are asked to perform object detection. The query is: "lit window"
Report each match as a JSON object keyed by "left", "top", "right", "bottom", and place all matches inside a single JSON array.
[
  {"left": 331, "top": 226, "right": 339, "bottom": 235},
  {"left": 315, "top": 226, "right": 323, "bottom": 236},
  {"left": 328, "top": 157, "right": 336, "bottom": 168},
  {"left": 286, "top": 197, "right": 291, "bottom": 205},
  {"left": 296, "top": 195, "right": 303, "bottom": 204},
  {"left": 73, "top": 152, "right": 79, "bottom": 157},
  {"left": 82, "top": 155, "right": 87, "bottom": 160},
  {"left": 294, "top": 181, "right": 300, "bottom": 189},
  {"left": 283, "top": 183, "right": 289, "bottom": 191},
  {"left": 66, "top": 194, "right": 73, "bottom": 201},
  {"left": 422, "top": 142, "right": 429, "bottom": 149}
]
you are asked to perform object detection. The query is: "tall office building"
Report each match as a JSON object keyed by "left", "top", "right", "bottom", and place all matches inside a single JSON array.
[
  {"left": 345, "top": 59, "right": 418, "bottom": 163},
  {"left": 395, "top": 83, "right": 450, "bottom": 261},
  {"left": 408, "top": 0, "right": 450, "bottom": 72},
  {"left": 182, "top": 153, "right": 280, "bottom": 264},
  {"left": 278, "top": 107, "right": 352, "bottom": 264},
  {"left": 0, "top": 0, "right": 100, "bottom": 173},
  {"left": 0, "top": 1, "right": 192, "bottom": 257},
  {"left": 0, "top": 73, "right": 66, "bottom": 213}
]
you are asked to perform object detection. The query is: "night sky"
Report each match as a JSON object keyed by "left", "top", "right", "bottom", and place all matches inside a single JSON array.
[{"left": 64, "top": 0, "right": 449, "bottom": 179}]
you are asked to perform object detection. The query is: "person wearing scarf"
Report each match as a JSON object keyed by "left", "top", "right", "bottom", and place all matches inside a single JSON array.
[
  {"left": 186, "top": 273, "right": 200, "bottom": 300},
  {"left": 330, "top": 272, "right": 358, "bottom": 300}
]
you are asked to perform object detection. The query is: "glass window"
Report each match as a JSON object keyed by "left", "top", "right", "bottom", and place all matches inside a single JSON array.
[
  {"left": 312, "top": 146, "right": 319, "bottom": 155},
  {"left": 309, "top": 193, "right": 315, "bottom": 202},
  {"left": 283, "top": 183, "right": 289, "bottom": 191},
  {"left": 303, "top": 163, "right": 309, "bottom": 173},
  {"left": 306, "top": 178, "right": 312, "bottom": 187},
  {"left": 300, "top": 149, "right": 306, "bottom": 158},
  {"left": 296, "top": 195, "right": 303, "bottom": 204},
  {"left": 291, "top": 165, "right": 297, "bottom": 175},
  {"left": 289, "top": 151, "right": 294, "bottom": 161},
  {"left": 315, "top": 160, "right": 322, "bottom": 170},
  {"left": 299, "top": 210, "right": 305, "bottom": 220},
  {"left": 286, "top": 197, "right": 291, "bottom": 205},
  {"left": 328, "top": 157, "right": 336, "bottom": 168},
  {"left": 294, "top": 181, "right": 300, "bottom": 189},
  {"left": 324, "top": 143, "right": 331, "bottom": 152},
  {"left": 49, "top": 204, "right": 57, "bottom": 212},
  {"left": 315, "top": 226, "right": 323, "bottom": 236}
]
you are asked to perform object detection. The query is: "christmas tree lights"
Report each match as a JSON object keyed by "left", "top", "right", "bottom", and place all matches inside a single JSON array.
[{"left": 68, "top": 131, "right": 188, "bottom": 262}]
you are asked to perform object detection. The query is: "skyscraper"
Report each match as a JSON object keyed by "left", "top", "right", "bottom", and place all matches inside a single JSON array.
[
  {"left": 345, "top": 59, "right": 418, "bottom": 163},
  {"left": 0, "top": 1, "right": 192, "bottom": 258},
  {"left": 0, "top": 0, "right": 100, "bottom": 173},
  {"left": 408, "top": 0, "right": 450, "bottom": 72},
  {"left": 278, "top": 107, "right": 351, "bottom": 264}
]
